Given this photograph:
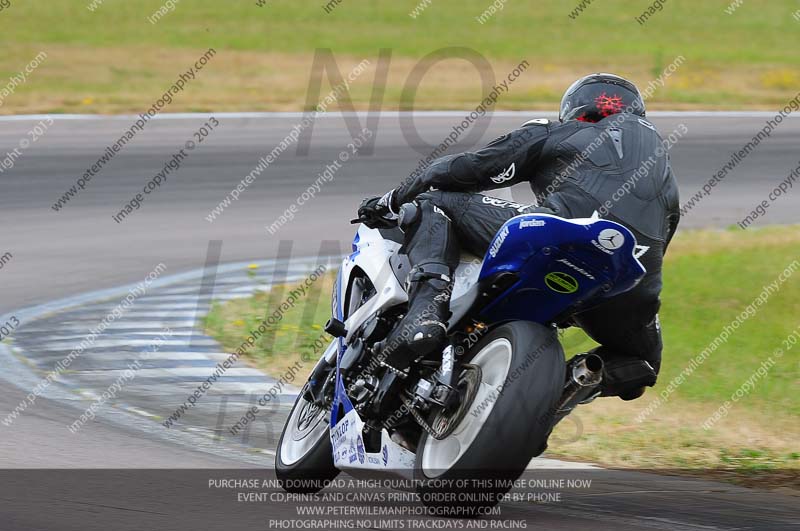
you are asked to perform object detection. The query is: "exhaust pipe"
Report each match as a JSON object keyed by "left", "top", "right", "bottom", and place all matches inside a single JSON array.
[{"left": 552, "top": 354, "right": 604, "bottom": 426}]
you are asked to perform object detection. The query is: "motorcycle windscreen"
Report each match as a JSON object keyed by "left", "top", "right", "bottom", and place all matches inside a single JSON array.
[{"left": 477, "top": 213, "right": 646, "bottom": 325}]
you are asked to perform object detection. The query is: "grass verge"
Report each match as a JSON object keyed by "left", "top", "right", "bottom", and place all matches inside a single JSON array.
[
  {"left": 2, "top": 1, "right": 800, "bottom": 112},
  {"left": 203, "top": 266, "right": 337, "bottom": 377},
  {"left": 204, "top": 225, "right": 800, "bottom": 485}
]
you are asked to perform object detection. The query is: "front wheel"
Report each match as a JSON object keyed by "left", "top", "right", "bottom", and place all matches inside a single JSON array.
[
  {"left": 414, "top": 321, "right": 565, "bottom": 512},
  {"left": 275, "top": 358, "right": 339, "bottom": 493}
]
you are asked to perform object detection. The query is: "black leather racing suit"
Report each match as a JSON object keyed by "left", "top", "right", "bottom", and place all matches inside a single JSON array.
[{"left": 392, "top": 113, "right": 680, "bottom": 397}]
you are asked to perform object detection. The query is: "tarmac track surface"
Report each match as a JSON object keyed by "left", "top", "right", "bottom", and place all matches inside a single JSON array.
[{"left": 0, "top": 112, "right": 798, "bottom": 530}]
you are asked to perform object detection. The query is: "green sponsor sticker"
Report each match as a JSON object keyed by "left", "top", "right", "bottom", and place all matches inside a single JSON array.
[{"left": 544, "top": 271, "right": 579, "bottom": 294}]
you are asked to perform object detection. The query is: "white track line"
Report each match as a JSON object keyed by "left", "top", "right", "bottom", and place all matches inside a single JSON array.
[
  {"left": 74, "top": 367, "right": 267, "bottom": 379},
  {"left": 39, "top": 338, "right": 219, "bottom": 350},
  {"left": 18, "top": 321, "right": 197, "bottom": 332}
]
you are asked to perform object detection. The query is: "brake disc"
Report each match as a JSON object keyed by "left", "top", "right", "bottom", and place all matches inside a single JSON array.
[{"left": 401, "top": 364, "right": 483, "bottom": 440}]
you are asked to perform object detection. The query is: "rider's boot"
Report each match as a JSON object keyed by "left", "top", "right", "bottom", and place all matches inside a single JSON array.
[{"left": 379, "top": 262, "right": 453, "bottom": 373}]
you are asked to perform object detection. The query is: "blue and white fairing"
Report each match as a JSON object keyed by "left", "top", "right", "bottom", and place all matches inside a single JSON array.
[
  {"left": 329, "top": 226, "right": 416, "bottom": 471},
  {"left": 476, "top": 213, "right": 646, "bottom": 324},
  {"left": 327, "top": 213, "right": 645, "bottom": 472}
]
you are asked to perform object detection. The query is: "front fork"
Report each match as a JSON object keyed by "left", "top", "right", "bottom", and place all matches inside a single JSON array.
[{"left": 303, "top": 339, "right": 339, "bottom": 405}]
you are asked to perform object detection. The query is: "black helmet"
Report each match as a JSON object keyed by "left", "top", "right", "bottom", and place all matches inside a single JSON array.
[{"left": 559, "top": 73, "right": 645, "bottom": 123}]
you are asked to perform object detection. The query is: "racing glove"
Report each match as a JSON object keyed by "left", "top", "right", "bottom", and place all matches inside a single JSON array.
[{"left": 355, "top": 191, "right": 399, "bottom": 229}]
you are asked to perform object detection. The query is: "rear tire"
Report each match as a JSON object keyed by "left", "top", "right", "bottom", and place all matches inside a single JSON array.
[{"left": 414, "top": 321, "right": 565, "bottom": 514}]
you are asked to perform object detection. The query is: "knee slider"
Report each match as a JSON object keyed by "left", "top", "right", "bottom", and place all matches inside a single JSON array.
[
  {"left": 619, "top": 387, "right": 647, "bottom": 401},
  {"left": 601, "top": 358, "right": 657, "bottom": 398}
]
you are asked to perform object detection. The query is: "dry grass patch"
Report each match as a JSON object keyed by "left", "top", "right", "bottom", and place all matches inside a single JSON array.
[
  {"left": 547, "top": 397, "right": 799, "bottom": 489},
  {"left": 3, "top": 44, "right": 800, "bottom": 114}
]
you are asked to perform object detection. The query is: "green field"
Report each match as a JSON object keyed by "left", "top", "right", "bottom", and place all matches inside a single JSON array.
[
  {"left": 204, "top": 225, "right": 800, "bottom": 479},
  {"left": 2, "top": 0, "right": 800, "bottom": 113}
]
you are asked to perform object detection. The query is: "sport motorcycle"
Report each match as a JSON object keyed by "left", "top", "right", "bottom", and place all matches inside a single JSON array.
[{"left": 276, "top": 209, "right": 644, "bottom": 510}]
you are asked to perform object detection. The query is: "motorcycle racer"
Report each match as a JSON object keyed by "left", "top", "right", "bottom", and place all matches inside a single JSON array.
[{"left": 357, "top": 73, "right": 680, "bottom": 401}]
